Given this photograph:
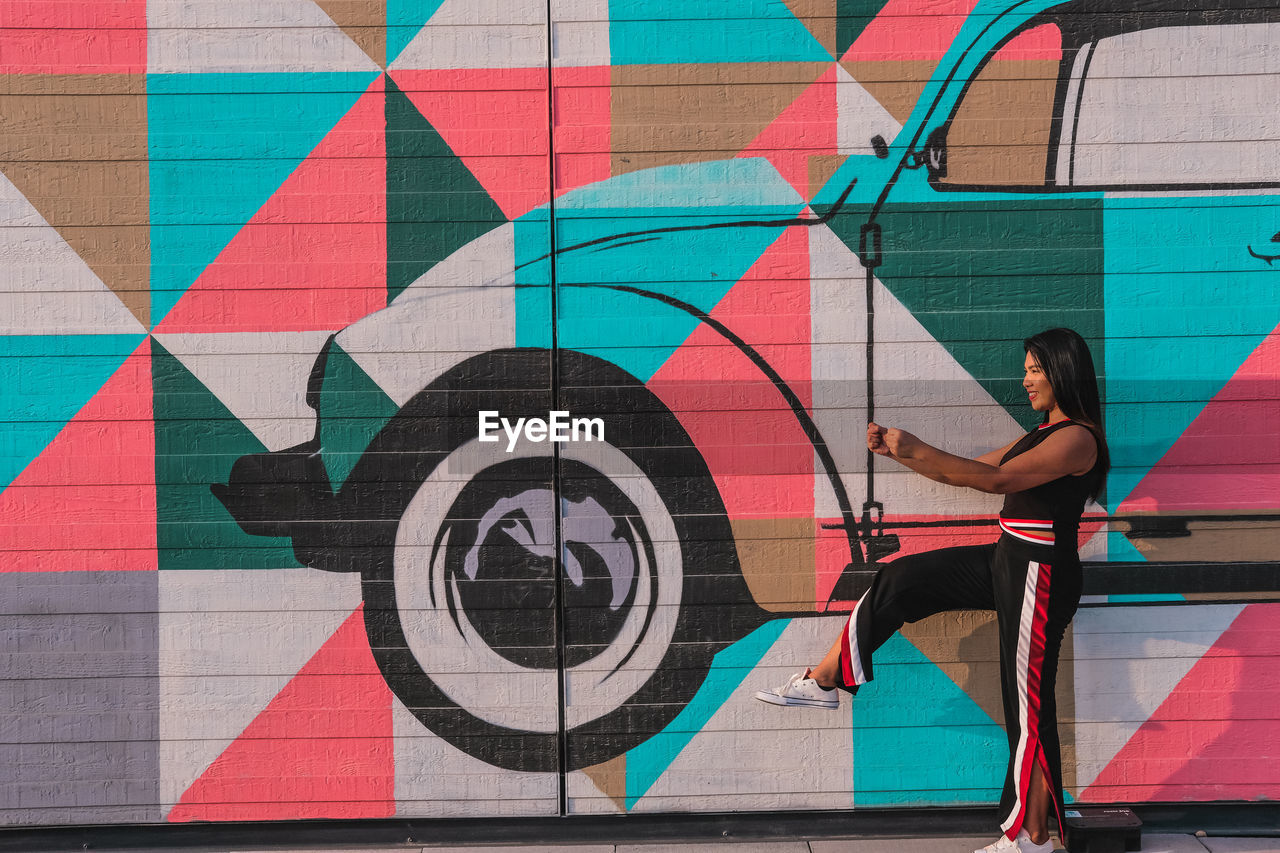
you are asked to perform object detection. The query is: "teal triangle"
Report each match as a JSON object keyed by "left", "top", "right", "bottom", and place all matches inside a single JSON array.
[
  {"left": 624, "top": 619, "right": 790, "bottom": 808},
  {"left": 386, "top": 75, "right": 508, "bottom": 303},
  {"left": 1104, "top": 196, "right": 1280, "bottom": 509},
  {"left": 152, "top": 339, "right": 302, "bottom": 570},
  {"left": 609, "top": 0, "right": 830, "bottom": 64},
  {"left": 316, "top": 343, "right": 400, "bottom": 491},
  {"left": 1107, "top": 530, "right": 1147, "bottom": 563},
  {"left": 387, "top": 0, "right": 449, "bottom": 65},
  {"left": 148, "top": 72, "right": 379, "bottom": 327},
  {"left": 852, "top": 633, "right": 1006, "bottom": 805},
  {"left": 0, "top": 335, "right": 143, "bottom": 493}
]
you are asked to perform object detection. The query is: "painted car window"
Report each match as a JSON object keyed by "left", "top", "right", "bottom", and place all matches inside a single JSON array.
[
  {"left": 1063, "top": 22, "right": 1280, "bottom": 187},
  {"left": 936, "top": 23, "right": 1064, "bottom": 187}
]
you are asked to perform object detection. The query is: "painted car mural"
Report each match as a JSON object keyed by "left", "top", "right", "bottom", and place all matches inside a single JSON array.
[
  {"left": 212, "top": 0, "right": 1280, "bottom": 774},
  {"left": 3, "top": 0, "right": 1279, "bottom": 827}
]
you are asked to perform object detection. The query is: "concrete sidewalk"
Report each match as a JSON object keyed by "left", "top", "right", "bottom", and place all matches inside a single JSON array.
[{"left": 88, "top": 835, "right": 1280, "bottom": 853}]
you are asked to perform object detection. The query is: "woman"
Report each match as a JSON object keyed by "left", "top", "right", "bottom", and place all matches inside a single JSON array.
[{"left": 757, "top": 328, "right": 1109, "bottom": 853}]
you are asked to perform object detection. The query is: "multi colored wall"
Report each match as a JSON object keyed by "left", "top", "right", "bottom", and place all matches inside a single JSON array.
[{"left": 2, "top": 0, "right": 1279, "bottom": 828}]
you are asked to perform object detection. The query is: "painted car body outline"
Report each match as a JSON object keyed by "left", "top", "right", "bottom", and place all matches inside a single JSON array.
[{"left": 214, "top": 0, "right": 1280, "bottom": 770}]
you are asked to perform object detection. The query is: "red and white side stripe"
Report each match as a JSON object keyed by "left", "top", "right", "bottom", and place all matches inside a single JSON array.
[
  {"left": 998, "top": 517, "right": 1056, "bottom": 546},
  {"left": 1000, "top": 559, "right": 1055, "bottom": 841},
  {"left": 840, "top": 595, "right": 869, "bottom": 687}
]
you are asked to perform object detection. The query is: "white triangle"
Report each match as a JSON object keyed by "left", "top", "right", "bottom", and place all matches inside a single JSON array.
[
  {"left": 0, "top": 172, "right": 145, "bottom": 335},
  {"left": 626, "top": 616, "right": 853, "bottom": 812},
  {"left": 1079, "top": 519, "right": 1110, "bottom": 562},
  {"left": 158, "top": 569, "right": 362, "bottom": 813},
  {"left": 1071, "top": 603, "right": 1246, "bottom": 791},
  {"left": 835, "top": 63, "right": 901, "bottom": 156},
  {"left": 810, "top": 222, "right": 868, "bottom": 518},
  {"left": 152, "top": 331, "right": 333, "bottom": 451},
  {"left": 809, "top": 222, "right": 1021, "bottom": 518},
  {"left": 339, "top": 224, "right": 517, "bottom": 407},
  {"left": 392, "top": 698, "right": 559, "bottom": 814},
  {"left": 874, "top": 274, "right": 1023, "bottom": 516},
  {"left": 390, "top": 0, "right": 546, "bottom": 69},
  {"left": 148, "top": 0, "right": 380, "bottom": 73}
]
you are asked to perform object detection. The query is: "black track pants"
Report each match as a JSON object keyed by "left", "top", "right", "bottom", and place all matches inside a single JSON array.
[{"left": 838, "top": 537, "right": 1082, "bottom": 843}]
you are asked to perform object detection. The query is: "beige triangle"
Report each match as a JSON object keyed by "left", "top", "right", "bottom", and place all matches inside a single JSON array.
[
  {"left": 580, "top": 753, "right": 627, "bottom": 812},
  {"left": 809, "top": 154, "right": 849, "bottom": 199},
  {"left": 780, "top": 0, "right": 839, "bottom": 57},
  {"left": 313, "top": 0, "right": 388, "bottom": 67},
  {"left": 900, "top": 611, "right": 1006, "bottom": 727},
  {"left": 610, "top": 62, "right": 830, "bottom": 176},
  {"left": 0, "top": 76, "right": 149, "bottom": 327}
]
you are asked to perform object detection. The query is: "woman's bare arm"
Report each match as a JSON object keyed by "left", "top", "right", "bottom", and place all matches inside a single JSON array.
[{"left": 868, "top": 422, "right": 1097, "bottom": 495}]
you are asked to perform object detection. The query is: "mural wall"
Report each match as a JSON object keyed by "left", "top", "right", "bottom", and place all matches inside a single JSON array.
[{"left": 2, "top": 0, "right": 1278, "bottom": 827}]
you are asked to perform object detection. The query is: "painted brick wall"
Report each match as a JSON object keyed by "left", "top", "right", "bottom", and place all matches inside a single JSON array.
[{"left": 2, "top": 0, "right": 1278, "bottom": 828}]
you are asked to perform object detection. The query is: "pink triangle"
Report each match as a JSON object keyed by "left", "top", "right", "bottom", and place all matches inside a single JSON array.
[
  {"left": 0, "top": 2, "right": 145, "bottom": 74},
  {"left": 169, "top": 606, "right": 395, "bottom": 822},
  {"left": 393, "top": 68, "right": 551, "bottom": 219},
  {"left": 739, "top": 65, "right": 838, "bottom": 198},
  {"left": 648, "top": 226, "right": 813, "bottom": 520},
  {"left": 842, "top": 0, "right": 1059, "bottom": 62},
  {"left": 1122, "top": 324, "right": 1280, "bottom": 513},
  {"left": 157, "top": 76, "right": 388, "bottom": 334},
  {"left": 1080, "top": 603, "right": 1280, "bottom": 802},
  {"left": 0, "top": 340, "right": 156, "bottom": 572}
]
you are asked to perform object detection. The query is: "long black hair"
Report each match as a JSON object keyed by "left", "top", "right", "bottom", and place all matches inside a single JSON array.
[{"left": 1023, "top": 328, "right": 1110, "bottom": 500}]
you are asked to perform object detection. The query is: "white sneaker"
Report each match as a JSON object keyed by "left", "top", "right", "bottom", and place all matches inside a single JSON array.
[
  {"left": 974, "top": 829, "right": 1055, "bottom": 853},
  {"left": 754, "top": 670, "right": 839, "bottom": 709}
]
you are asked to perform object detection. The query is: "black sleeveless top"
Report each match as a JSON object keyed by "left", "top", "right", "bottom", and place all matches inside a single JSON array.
[{"left": 997, "top": 419, "right": 1101, "bottom": 552}]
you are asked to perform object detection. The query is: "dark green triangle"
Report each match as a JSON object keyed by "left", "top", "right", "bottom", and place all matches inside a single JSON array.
[
  {"left": 837, "top": 0, "right": 891, "bottom": 58},
  {"left": 152, "top": 338, "right": 302, "bottom": 571},
  {"left": 386, "top": 75, "right": 508, "bottom": 303},
  {"left": 316, "top": 342, "right": 401, "bottom": 492},
  {"left": 826, "top": 199, "right": 1104, "bottom": 431}
]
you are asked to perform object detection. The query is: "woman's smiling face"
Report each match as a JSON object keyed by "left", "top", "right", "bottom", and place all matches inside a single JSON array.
[{"left": 1023, "top": 351, "right": 1057, "bottom": 414}]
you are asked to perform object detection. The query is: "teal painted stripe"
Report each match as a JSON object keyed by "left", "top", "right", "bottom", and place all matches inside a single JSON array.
[
  {"left": 0, "top": 335, "right": 143, "bottom": 492},
  {"left": 609, "top": 0, "right": 830, "bottom": 63},
  {"left": 852, "top": 633, "right": 1004, "bottom": 806},
  {"left": 148, "top": 72, "right": 378, "bottom": 326},
  {"left": 625, "top": 619, "right": 790, "bottom": 809}
]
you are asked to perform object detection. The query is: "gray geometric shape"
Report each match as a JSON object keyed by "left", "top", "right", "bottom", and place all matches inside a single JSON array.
[{"left": 0, "top": 571, "right": 159, "bottom": 825}]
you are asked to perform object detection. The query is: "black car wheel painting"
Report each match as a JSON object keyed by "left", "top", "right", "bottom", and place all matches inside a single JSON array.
[{"left": 333, "top": 348, "right": 759, "bottom": 772}]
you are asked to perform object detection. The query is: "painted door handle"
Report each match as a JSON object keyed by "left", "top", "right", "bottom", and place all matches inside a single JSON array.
[{"left": 1247, "top": 230, "right": 1280, "bottom": 264}]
